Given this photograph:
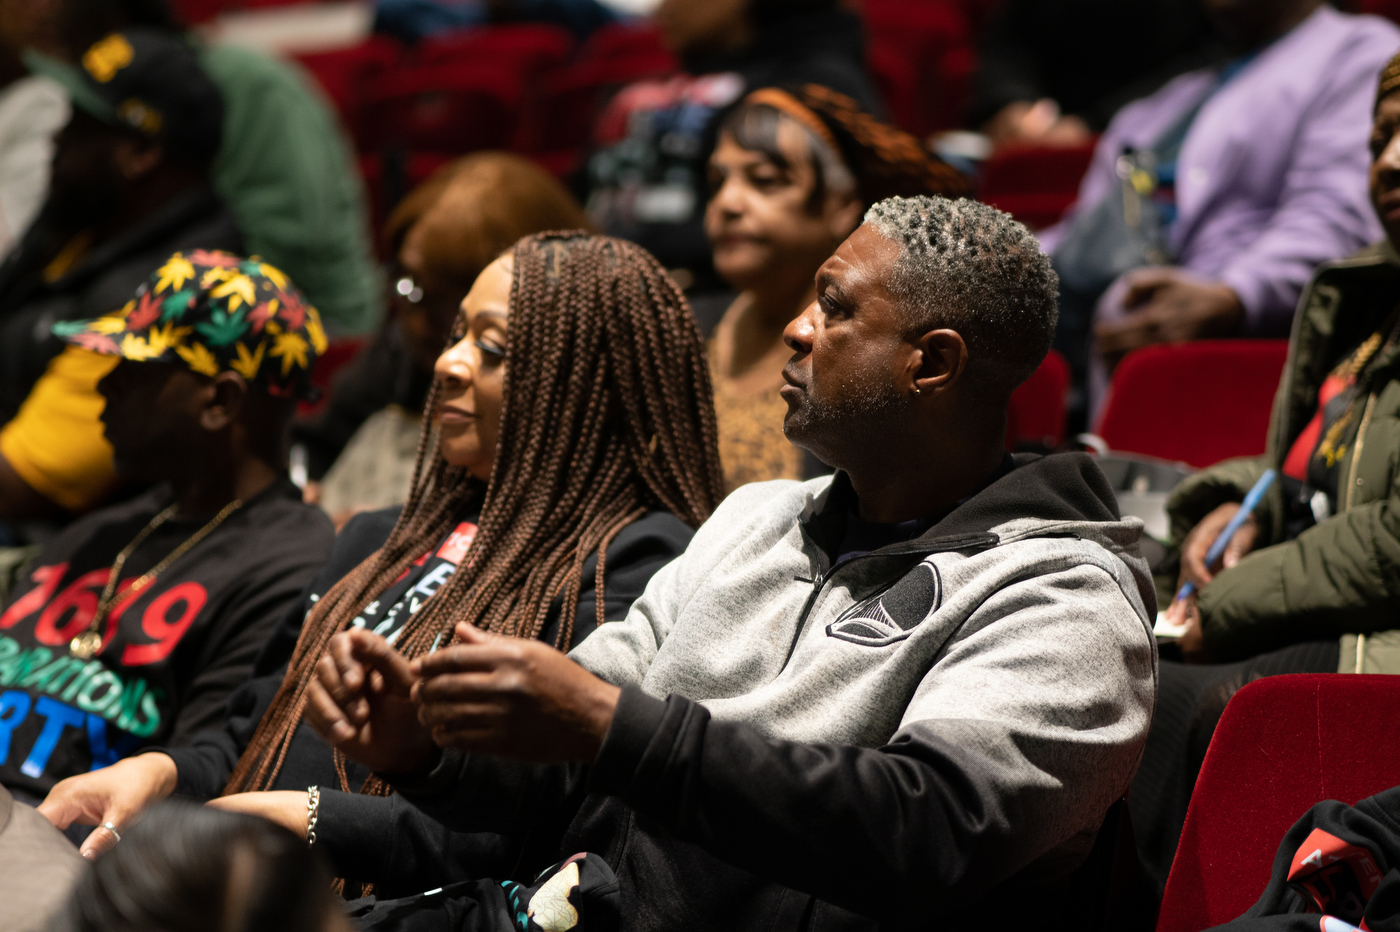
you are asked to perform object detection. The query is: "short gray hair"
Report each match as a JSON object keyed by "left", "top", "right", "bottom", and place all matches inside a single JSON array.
[{"left": 864, "top": 195, "right": 1058, "bottom": 400}]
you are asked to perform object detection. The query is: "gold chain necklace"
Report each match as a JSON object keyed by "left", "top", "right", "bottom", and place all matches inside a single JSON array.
[{"left": 69, "top": 499, "right": 243, "bottom": 659}]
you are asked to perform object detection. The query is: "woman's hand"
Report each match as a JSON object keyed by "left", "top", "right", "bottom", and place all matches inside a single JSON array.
[
  {"left": 304, "top": 628, "right": 438, "bottom": 775},
  {"left": 38, "top": 752, "right": 178, "bottom": 858},
  {"left": 208, "top": 791, "right": 309, "bottom": 838},
  {"left": 411, "top": 623, "right": 621, "bottom": 764}
]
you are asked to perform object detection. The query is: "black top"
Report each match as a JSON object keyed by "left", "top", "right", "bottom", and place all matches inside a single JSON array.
[
  {"left": 829, "top": 453, "right": 1017, "bottom": 568},
  {"left": 0, "top": 478, "right": 333, "bottom": 797},
  {"left": 163, "top": 505, "right": 695, "bottom": 894},
  {"left": 971, "top": 0, "right": 1221, "bottom": 130}
]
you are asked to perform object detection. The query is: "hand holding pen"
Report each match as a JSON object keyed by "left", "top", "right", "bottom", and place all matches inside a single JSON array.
[{"left": 1165, "top": 470, "right": 1276, "bottom": 647}]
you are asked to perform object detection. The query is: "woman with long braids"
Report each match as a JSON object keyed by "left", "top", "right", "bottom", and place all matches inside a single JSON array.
[{"left": 39, "top": 232, "right": 723, "bottom": 895}]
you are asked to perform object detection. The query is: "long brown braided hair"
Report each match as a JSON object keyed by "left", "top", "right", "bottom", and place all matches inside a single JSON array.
[{"left": 226, "top": 231, "right": 723, "bottom": 796}]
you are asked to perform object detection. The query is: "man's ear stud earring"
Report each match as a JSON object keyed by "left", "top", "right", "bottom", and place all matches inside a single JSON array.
[{"left": 913, "top": 387, "right": 922, "bottom": 395}]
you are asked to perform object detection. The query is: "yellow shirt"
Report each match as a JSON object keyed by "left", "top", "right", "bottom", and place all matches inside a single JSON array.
[{"left": 0, "top": 347, "right": 118, "bottom": 512}]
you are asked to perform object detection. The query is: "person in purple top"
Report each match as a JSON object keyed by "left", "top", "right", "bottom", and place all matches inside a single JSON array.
[{"left": 1039, "top": 0, "right": 1400, "bottom": 422}]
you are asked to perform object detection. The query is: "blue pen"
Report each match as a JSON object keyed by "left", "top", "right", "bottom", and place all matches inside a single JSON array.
[{"left": 1173, "top": 469, "right": 1277, "bottom": 604}]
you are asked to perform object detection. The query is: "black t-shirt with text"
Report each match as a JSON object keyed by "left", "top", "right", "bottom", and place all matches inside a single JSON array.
[{"left": 0, "top": 478, "right": 334, "bottom": 796}]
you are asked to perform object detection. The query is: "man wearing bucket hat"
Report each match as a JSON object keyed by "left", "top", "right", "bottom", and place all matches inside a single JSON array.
[
  {"left": 0, "top": 27, "right": 242, "bottom": 520},
  {"left": 0, "top": 250, "right": 333, "bottom": 820}
]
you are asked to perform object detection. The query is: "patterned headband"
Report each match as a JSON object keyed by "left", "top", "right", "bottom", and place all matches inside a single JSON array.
[{"left": 742, "top": 87, "right": 844, "bottom": 159}]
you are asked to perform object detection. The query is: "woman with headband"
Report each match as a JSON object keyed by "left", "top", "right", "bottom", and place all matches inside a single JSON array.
[{"left": 704, "top": 84, "right": 971, "bottom": 491}]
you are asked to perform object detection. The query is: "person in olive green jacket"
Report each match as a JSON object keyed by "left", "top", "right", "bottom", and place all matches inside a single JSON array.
[
  {"left": 1162, "top": 234, "right": 1400, "bottom": 672},
  {"left": 1129, "top": 50, "right": 1400, "bottom": 892}
]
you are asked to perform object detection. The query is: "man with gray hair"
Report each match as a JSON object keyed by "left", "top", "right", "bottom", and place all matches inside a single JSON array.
[{"left": 305, "top": 196, "right": 1158, "bottom": 931}]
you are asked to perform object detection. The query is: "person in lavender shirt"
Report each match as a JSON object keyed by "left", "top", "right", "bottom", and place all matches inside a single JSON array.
[{"left": 1038, "top": 0, "right": 1400, "bottom": 421}]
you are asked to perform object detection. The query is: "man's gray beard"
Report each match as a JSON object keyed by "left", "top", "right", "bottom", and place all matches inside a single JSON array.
[{"left": 783, "top": 373, "right": 906, "bottom": 465}]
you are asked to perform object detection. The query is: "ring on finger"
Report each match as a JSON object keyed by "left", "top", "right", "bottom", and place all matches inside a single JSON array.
[{"left": 99, "top": 821, "right": 122, "bottom": 843}]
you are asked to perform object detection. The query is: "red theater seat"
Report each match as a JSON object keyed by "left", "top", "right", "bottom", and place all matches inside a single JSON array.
[
  {"left": 863, "top": 0, "right": 974, "bottom": 135},
  {"left": 1157, "top": 675, "right": 1400, "bottom": 932},
  {"left": 979, "top": 142, "right": 1096, "bottom": 230},
  {"left": 1096, "top": 340, "right": 1289, "bottom": 469},
  {"left": 578, "top": 22, "right": 674, "bottom": 63},
  {"left": 360, "top": 61, "right": 522, "bottom": 154},
  {"left": 520, "top": 41, "right": 679, "bottom": 165},
  {"left": 294, "top": 37, "right": 402, "bottom": 140},
  {"left": 1006, "top": 349, "right": 1069, "bottom": 449},
  {"left": 1352, "top": 0, "right": 1400, "bottom": 27},
  {"left": 526, "top": 56, "right": 677, "bottom": 154},
  {"left": 416, "top": 24, "right": 575, "bottom": 74}
]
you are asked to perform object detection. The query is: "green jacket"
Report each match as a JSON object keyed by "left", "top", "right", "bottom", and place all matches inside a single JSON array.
[
  {"left": 1165, "top": 241, "right": 1400, "bottom": 671},
  {"left": 200, "top": 45, "right": 381, "bottom": 336}
]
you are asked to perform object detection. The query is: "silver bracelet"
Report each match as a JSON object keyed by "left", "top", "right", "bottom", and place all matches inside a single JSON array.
[{"left": 306, "top": 785, "right": 320, "bottom": 847}]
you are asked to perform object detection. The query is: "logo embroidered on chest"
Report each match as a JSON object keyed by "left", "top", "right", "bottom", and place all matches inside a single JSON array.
[{"left": 826, "top": 562, "right": 941, "bottom": 647}]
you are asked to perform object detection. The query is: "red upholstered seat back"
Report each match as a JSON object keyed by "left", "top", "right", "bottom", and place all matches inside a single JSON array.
[
  {"left": 1006, "top": 349, "right": 1070, "bottom": 449},
  {"left": 294, "top": 37, "right": 403, "bottom": 143},
  {"left": 863, "top": 0, "right": 974, "bottom": 135},
  {"left": 1157, "top": 674, "right": 1400, "bottom": 932},
  {"left": 979, "top": 142, "right": 1096, "bottom": 230},
  {"left": 361, "top": 61, "right": 523, "bottom": 153},
  {"left": 1097, "top": 340, "right": 1289, "bottom": 468},
  {"left": 417, "top": 23, "right": 575, "bottom": 71}
]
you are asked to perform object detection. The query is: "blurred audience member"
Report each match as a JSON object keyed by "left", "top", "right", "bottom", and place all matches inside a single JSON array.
[
  {"left": 705, "top": 84, "right": 969, "bottom": 490},
  {"left": 50, "top": 801, "right": 352, "bottom": 932},
  {"left": 0, "top": 254, "right": 333, "bottom": 814},
  {"left": 1128, "top": 50, "right": 1400, "bottom": 888},
  {"left": 53, "top": 0, "right": 382, "bottom": 337},
  {"left": 974, "top": 0, "right": 1219, "bottom": 150},
  {"left": 295, "top": 153, "right": 590, "bottom": 524},
  {"left": 1039, "top": 0, "right": 1400, "bottom": 423},
  {"left": 39, "top": 235, "right": 720, "bottom": 897},
  {"left": 0, "top": 29, "right": 238, "bottom": 521},
  {"left": 0, "top": 0, "right": 69, "bottom": 257},
  {"left": 0, "top": 784, "right": 83, "bottom": 932},
  {"left": 586, "top": 0, "right": 878, "bottom": 290}
]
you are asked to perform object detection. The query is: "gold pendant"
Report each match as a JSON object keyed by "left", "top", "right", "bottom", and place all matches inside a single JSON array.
[{"left": 70, "top": 630, "right": 103, "bottom": 659}]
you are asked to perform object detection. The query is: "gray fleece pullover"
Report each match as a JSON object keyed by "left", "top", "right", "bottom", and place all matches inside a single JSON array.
[{"left": 393, "top": 452, "right": 1159, "bottom": 930}]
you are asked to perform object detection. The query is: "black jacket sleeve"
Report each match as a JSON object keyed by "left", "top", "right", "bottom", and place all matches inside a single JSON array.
[
  {"left": 580, "top": 688, "right": 1036, "bottom": 924},
  {"left": 386, "top": 687, "right": 1039, "bottom": 925},
  {"left": 315, "top": 790, "right": 517, "bottom": 897},
  {"left": 319, "top": 511, "right": 693, "bottom": 890},
  {"left": 166, "top": 555, "right": 326, "bottom": 748},
  {"left": 161, "top": 508, "right": 402, "bottom": 797},
  {"left": 164, "top": 663, "right": 282, "bottom": 798}
]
